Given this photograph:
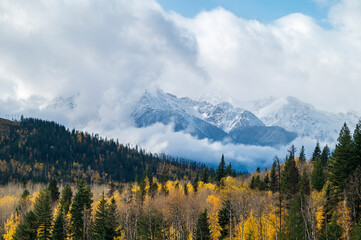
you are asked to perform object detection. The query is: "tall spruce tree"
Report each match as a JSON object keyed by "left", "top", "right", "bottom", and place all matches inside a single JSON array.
[
  {"left": 14, "top": 210, "right": 38, "bottom": 240},
  {"left": 92, "top": 192, "right": 114, "bottom": 240},
  {"left": 59, "top": 183, "right": 72, "bottom": 214},
  {"left": 311, "top": 158, "right": 325, "bottom": 191},
  {"left": 201, "top": 170, "right": 209, "bottom": 184},
  {"left": 312, "top": 142, "right": 322, "bottom": 161},
  {"left": 216, "top": 154, "right": 226, "bottom": 185},
  {"left": 281, "top": 157, "right": 299, "bottom": 204},
  {"left": 52, "top": 211, "right": 65, "bottom": 240},
  {"left": 285, "top": 195, "right": 305, "bottom": 240},
  {"left": 320, "top": 145, "right": 330, "bottom": 168},
  {"left": 33, "top": 189, "right": 53, "bottom": 240},
  {"left": 69, "top": 180, "right": 93, "bottom": 239},
  {"left": 328, "top": 123, "right": 354, "bottom": 194},
  {"left": 270, "top": 160, "right": 279, "bottom": 193},
  {"left": 218, "top": 200, "right": 231, "bottom": 240},
  {"left": 195, "top": 209, "right": 211, "bottom": 240},
  {"left": 299, "top": 145, "right": 306, "bottom": 162},
  {"left": 353, "top": 120, "right": 361, "bottom": 168},
  {"left": 47, "top": 179, "right": 60, "bottom": 204}
]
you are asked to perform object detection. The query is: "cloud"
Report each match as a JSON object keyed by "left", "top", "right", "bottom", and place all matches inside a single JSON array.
[{"left": 0, "top": 0, "right": 360, "bottom": 170}]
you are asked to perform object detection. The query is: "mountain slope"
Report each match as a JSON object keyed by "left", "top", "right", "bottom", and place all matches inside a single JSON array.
[
  {"left": 132, "top": 90, "right": 297, "bottom": 146},
  {"left": 0, "top": 117, "right": 209, "bottom": 184},
  {"left": 241, "top": 96, "right": 360, "bottom": 142}
]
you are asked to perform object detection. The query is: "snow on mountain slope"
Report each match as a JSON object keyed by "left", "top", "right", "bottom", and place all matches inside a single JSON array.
[
  {"left": 241, "top": 96, "right": 360, "bottom": 143},
  {"left": 131, "top": 90, "right": 297, "bottom": 146}
]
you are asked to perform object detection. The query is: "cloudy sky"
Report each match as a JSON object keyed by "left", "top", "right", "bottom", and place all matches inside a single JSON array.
[{"left": 1, "top": 0, "right": 361, "bottom": 170}]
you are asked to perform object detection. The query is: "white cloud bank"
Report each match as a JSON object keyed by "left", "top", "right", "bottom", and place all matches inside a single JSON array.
[{"left": 0, "top": 0, "right": 360, "bottom": 170}]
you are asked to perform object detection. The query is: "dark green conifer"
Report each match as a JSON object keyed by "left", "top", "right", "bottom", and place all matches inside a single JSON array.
[
  {"left": 201, "top": 170, "right": 209, "bottom": 183},
  {"left": 92, "top": 192, "right": 114, "bottom": 240},
  {"left": 69, "top": 180, "right": 93, "bottom": 239},
  {"left": 326, "top": 213, "right": 343, "bottom": 240},
  {"left": 263, "top": 173, "right": 270, "bottom": 191},
  {"left": 311, "top": 158, "right": 325, "bottom": 191},
  {"left": 218, "top": 200, "right": 230, "bottom": 240},
  {"left": 328, "top": 123, "right": 354, "bottom": 194},
  {"left": 59, "top": 183, "right": 72, "bottom": 214},
  {"left": 299, "top": 168, "right": 311, "bottom": 196},
  {"left": 184, "top": 183, "right": 188, "bottom": 196},
  {"left": 47, "top": 179, "right": 60, "bottom": 204},
  {"left": 320, "top": 145, "right": 330, "bottom": 168},
  {"left": 299, "top": 145, "right": 306, "bottom": 162},
  {"left": 192, "top": 175, "right": 199, "bottom": 193},
  {"left": 270, "top": 160, "right": 279, "bottom": 193},
  {"left": 33, "top": 189, "right": 53, "bottom": 240},
  {"left": 52, "top": 211, "right": 65, "bottom": 240},
  {"left": 14, "top": 210, "right": 38, "bottom": 240},
  {"left": 312, "top": 142, "right": 321, "bottom": 161},
  {"left": 353, "top": 120, "right": 361, "bottom": 168},
  {"left": 195, "top": 209, "right": 211, "bottom": 240},
  {"left": 216, "top": 154, "right": 226, "bottom": 185},
  {"left": 281, "top": 157, "right": 299, "bottom": 204},
  {"left": 285, "top": 196, "right": 305, "bottom": 240}
]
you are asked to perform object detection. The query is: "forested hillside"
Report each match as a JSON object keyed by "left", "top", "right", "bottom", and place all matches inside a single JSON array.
[
  {"left": 1, "top": 119, "right": 361, "bottom": 239},
  {"left": 0, "top": 117, "right": 211, "bottom": 184}
]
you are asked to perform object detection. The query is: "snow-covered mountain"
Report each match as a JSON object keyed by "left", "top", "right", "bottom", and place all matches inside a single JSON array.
[
  {"left": 131, "top": 90, "right": 297, "bottom": 146},
  {"left": 240, "top": 96, "right": 360, "bottom": 143}
]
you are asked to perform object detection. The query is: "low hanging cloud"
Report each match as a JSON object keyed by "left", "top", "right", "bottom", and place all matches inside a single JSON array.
[{"left": 0, "top": 0, "right": 360, "bottom": 170}]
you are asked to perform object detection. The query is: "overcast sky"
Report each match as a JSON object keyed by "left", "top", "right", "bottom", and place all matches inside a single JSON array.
[{"left": 1, "top": 0, "right": 361, "bottom": 169}]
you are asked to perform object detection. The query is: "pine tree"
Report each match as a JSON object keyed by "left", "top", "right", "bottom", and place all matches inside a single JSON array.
[
  {"left": 353, "top": 120, "right": 361, "bottom": 169},
  {"left": 52, "top": 211, "right": 65, "bottom": 240},
  {"left": 249, "top": 176, "right": 256, "bottom": 190},
  {"left": 183, "top": 183, "right": 188, "bottom": 196},
  {"left": 216, "top": 155, "right": 226, "bottom": 185},
  {"left": 69, "top": 180, "right": 93, "bottom": 239},
  {"left": 312, "top": 142, "right": 321, "bottom": 161},
  {"left": 263, "top": 173, "right": 270, "bottom": 191},
  {"left": 107, "top": 198, "right": 118, "bottom": 239},
  {"left": 285, "top": 196, "right": 305, "bottom": 240},
  {"left": 47, "top": 179, "right": 60, "bottom": 204},
  {"left": 59, "top": 183, "right": 72, "bottom": 214},
  {"left": 320, "top": 145, "right": 330, "bottom": 168},
  {"left": 14, "top": 210, "right": 37, "bottom": 240},
  {"left": 299, "top": 145, "right": 306, "bottom": 162},
  {"left": 270, "top": 160, "right": 279, "bottom": 193},
  {"left": 218, "top": 200, "right": 230, "bottom": 240},
  {"left": 299, "top": 169, "right": 311, "bottom": 196},
  {"left": 201, "top": 170, "right": 209, "bottom": 184},
  {"left": 92, "top": 192, "right": 113, "bottom": 240},
  {"left": 192, "top": 175, "right": 199, "bottom": 193},
  {"left": 195, "top": 209, "right": 211, "bottom": 240},
  {"left": 328, "top": 123, "right": 354, "bottom": 194},
  {"left": 281, "top": 157, "right": 299, "bottom": 204},
  {"left": 33, "top": 189, "right": 53, "bottom": 240},
  {"left": 137, "top": 207, "right": 163, "bottom": 240},
  {"left": 288, "top": 145, "right": 297, "bottom": 161},
  {"left": 311, "top": 158, "right": 325, "bottom": 191},
  {"left": 326, "top": 213, "right": 343, "bottom": 240}
]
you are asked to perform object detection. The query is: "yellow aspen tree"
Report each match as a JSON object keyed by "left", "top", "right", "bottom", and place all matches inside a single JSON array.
[
  {"left": 337, "top": 199, "right": 352, "bottom": 240},
  {"left": 3, "top": 211, "right": 20, "bottom": 240}
]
